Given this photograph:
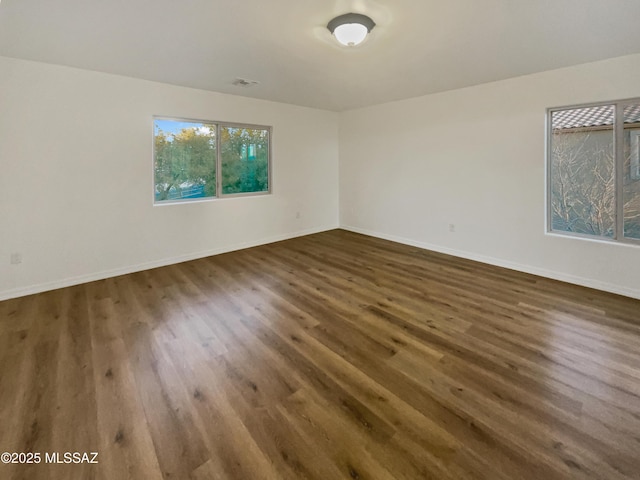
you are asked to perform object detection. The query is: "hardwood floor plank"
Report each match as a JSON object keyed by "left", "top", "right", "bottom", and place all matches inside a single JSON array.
[
  {"left": 123, "top": 320, "right": 210, "bottom": 479},
  {"left": 88, "top": 293, "right": 163, "bottom": 480},
  {"left": 162, "top": 337, "right": 284, "bottom": 480},
  {"left": 48, "top": 286, "right": 99, "bottom": 480},
  {"left": 280, "top": 388, "right": 399, "bottom": 480}
]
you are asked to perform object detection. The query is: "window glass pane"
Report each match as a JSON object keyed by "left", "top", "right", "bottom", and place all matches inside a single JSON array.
[
  {"left": 154, "top": 119, "right": 216, "bottom": 202},
  {"left": 220, "top": 126, "right": 269, "bottom": 195},
  {"left": 623, "top": 104, "right": 640, "bottom": 240},
  {"left": 550, "top": 105, "right": 615, "bottom": 237}
]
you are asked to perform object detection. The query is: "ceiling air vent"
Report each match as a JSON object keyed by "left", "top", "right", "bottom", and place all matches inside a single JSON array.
[{"left": 232, "top": 78, "right": 259, "bottom": 88}]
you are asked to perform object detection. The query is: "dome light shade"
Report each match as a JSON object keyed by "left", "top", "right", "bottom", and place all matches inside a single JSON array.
[
  {"left": 333, "top": 23, "right": 368, "bottom": 47},
  {"left": 327, "top": 13, "right": 375, "bottom": 47}
]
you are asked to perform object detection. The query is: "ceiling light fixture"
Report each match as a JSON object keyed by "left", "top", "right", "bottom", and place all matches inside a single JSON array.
[{"left": 327, "top": 13, "right": 375, "bottom": 47}]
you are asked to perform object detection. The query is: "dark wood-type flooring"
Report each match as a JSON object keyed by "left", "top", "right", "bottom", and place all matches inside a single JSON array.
[{"left": 1, "top": 229, "right": 640, "bottom": 479}]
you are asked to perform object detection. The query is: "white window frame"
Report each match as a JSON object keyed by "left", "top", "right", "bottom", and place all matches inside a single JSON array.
[
  {"left": 546, "top": 98, "right": 640, "bottom": 245},
  {"left": 631, "top": 130, "right": 640, "bottom": 181}
]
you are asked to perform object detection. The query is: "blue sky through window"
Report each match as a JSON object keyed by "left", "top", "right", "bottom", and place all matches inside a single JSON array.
[{"left": 155, "top": 119, "right": 206, "bottom": 135}]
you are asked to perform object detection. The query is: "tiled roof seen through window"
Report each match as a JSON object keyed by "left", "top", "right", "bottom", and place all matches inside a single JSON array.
[{"left": 552, "top": 104, "right": 640, "bottom": 130}]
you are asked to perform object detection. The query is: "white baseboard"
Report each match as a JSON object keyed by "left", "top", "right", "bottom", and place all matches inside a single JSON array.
[
  {"left": 0, "top": 225, "right": 337, "bottom": 301},
  {"left": 341, "top": 225, "right": 640, "bottom": 300}
]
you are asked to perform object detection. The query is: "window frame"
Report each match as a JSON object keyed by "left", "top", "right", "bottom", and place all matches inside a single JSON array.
[
  {"left": 546, "top": 98, "right": 640, "bottom": 246},
  {"left": 630, "top": 130, "right": 640, "bottom": 181},
  {"left": 152, "top": 116, "right": 272, "bottom": 205}
]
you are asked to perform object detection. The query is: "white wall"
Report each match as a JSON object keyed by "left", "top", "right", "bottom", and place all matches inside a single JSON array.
[
  {"left": 340, "top": 54, "right": 640, "bottom": 299},
  {"left": 3, "top": 53, "right": 640, "bottom": 301},
  {"left": 0, "top": 56, "right": 339, "bottom": 300}
]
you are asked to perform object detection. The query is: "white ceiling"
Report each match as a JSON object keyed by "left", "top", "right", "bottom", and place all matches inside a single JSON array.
[{"left": 1, "top": 0, "right": 640, "bottom": 111}]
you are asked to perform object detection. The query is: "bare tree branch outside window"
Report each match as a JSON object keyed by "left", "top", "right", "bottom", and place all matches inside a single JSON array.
[{"left": 548, "top": 102, "right": 640, "bottom": 242}]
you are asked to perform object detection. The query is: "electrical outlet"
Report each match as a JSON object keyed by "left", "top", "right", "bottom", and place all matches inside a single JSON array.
[
  {"left": 448, "top": 224, "right": 456, "bottom": 232},
  {"left": 10, "top": 253, "right": 22, "bottom": 265}
]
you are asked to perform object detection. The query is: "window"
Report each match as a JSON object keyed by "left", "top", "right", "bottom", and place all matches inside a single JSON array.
[
  {"left": 547, "top": 100, "right": 640, "bottom": 243},
  {"left": 220, "top": 126, "right": 269, "bottom": 195},
  {"left": 153, "top": 117, "right": 271, "bottom": 204},
  {"left": 623, "top": 104, "right": 640, "bottom": 240},
  {"left": 630, "top": 130, "right": 640, "bottom": 180}
]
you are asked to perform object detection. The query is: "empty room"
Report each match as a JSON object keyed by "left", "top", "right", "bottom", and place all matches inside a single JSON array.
[{"left": 1, "top": 1, "right": 640, "bottom": 479}]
